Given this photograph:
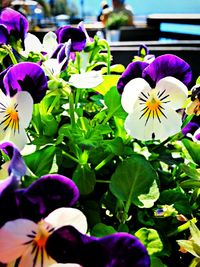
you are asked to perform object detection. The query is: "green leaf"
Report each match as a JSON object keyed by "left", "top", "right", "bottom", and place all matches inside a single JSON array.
[
  {"left": 104, "top": 86, "right": 126, "bottom": 119},
  {"left": 93, "top": 75, "right": 120, "bottom": 95},
  {"left": 24, "top": 146, "right": 56, "bottom": 177},
  {"left": 104, "top": 137, "right": 124, "bottom": 155},
  {"left": 182, "top": 138, "right": 200, "bottom": 165},
  {"left": 150, "top": 256, "right": 167, "bottom": 267},
  {"left": 138, "top": 180, "right": 160, "bottom": 208},
  {"left": 135, "top": 228, "right": 163, "bottom": 255},
  {"left": 91, "top": 223, "right": 116, "bottom": 237},
  {"left": 101, "top": 64, "right": 125, "bottom": 74},
  {"left": 159, "top": 187, "right": 191, "bottom": 215},
  {"left": 110, "top": 155, "right": 159, "bottom": 207},
  {"left": 72, "top": 164, "right": 96, "bottom": 195},
  {"left": 41, "top": 114, "right": 58, "bottom": 136}
]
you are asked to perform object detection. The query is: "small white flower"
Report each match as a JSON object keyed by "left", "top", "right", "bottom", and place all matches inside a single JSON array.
[
  {"left": 121, "top": 76, "right": 188, "bottom": 141},
  {"left": 0, "top": 90, "right": 33, "bottom": 150},
  {"left": 69, "top": 71, "right": 103, "bottom": 89}
]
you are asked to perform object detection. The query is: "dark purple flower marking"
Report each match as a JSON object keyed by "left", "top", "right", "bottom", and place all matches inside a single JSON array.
[
  {"left": 117, "top": 54, "right": 192, "bottom": 93},
  {"left": 2, "top": 62, "right": 48, "bottom": 103},
  {"left": 142, "top": 54, "right": 192, "bottom": 88},
  {"left": 0, "top": 8, "right": 29, "bottom": 48},
  {"left": 51, "top": 41, "right": 71, "bottom": 72},
  {"left": 117, "top": 61, "right": 149, "bottom": 93},
  {"left": 56, "top": 25, "right": 86, "bottom": 52},
  {"left": 0, "top": 24, "right": 8, "bottom": 45},
  {"left": 46, "top": 225, "right": 150, "bottom": 267}
]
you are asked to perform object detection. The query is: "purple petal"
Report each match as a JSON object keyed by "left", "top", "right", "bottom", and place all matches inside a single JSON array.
[
  {"left": 142, "top": 54, "right": 192, "bottom": 88},
  {"left": 56, "top": 26, "right": 86, "bottom": 52},
  {"left": 117, "top": 61, "right": 149, "bottom": 93},
  {"left": 182, "top": 121, "right": 199, "bottom": 136},
  {"left": 0, "top": 8, "right": 29, "bottom": 48},
  {"left": 0, "top": 141, "right": 26, "bottom": 177},
  {"left": 0, "top": 24, "right": 8, "bottom": 44},
  {"left": 0, "top": 67, "right": 10, "bottom": 94},
  {"left": 46, "top": 226, "right": 150, "bottom": 267},
  {"left": 3, "top": 62, "right": 48, "bottom": 103},
  {"left": 19, "top": 174, "right": 79, "bottom": 221},
  {"left": 191, "top": 84, "right": 200, "bottom": 101}
]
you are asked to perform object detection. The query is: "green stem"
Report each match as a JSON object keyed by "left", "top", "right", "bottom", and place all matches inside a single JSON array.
[
  {"left": 47, "top": 94, "right": 60, "bottom": 114},
  {"left": 102, "top": 104, "right": 121, "bottom": 124},
  {"left": 62, "top": 151, "right": 79, "bottom": 163},
  {"left": 75, "top": 88, "right": 81, "bottom": 109},
  {"left": 94, "top": 153, "right": 114, "bottom": 171},
  {"left": 2, "top": 45, "right": 18, "bottom": 64},
  {"left": 105, "top": 41, "right": 111, "bottom": 75},
  {"left": 69, "top": 92, "right": 75, "bottom": 128},
  {"left": 167, "top": 218, "right": 197, "bottom": 237},
  {"left": 96, "top": 179, "right": 111, "bottom": 183}
]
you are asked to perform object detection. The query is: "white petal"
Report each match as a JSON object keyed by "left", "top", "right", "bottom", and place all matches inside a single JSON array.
[
  {"left": 3, "top": 127, "right": 29, "bottom": 150},
  {"left": 156, "top": 77, "right": 188, "bottom": 110},
  {"left": 13, "top": 91, "right": 33, "bottom": 128},
  {"left": 43, "top": 31, "right": 58, "bottom": 56},
  {"left": 18, "top": 245, "right": 56, "bottom": 267},
  {"left": 0, "top": 219, "right": 37, "bottom": 263},
  {"left": 124, "top": 106, "right": 182, "bottom": 141},
  {"left": 69, "top": 71, "right": 103, "bottom": 89},
  {"left": 24, "top": 33, "right": 43, "bottom": 53},
  {"left": 42, "top": 58, "right": 61, "bottom": 76},
  {"left": 121, "top": 78, "right": 151, "bottom": 113},
  {"left": 45, "top": 207, "right": 87, "bottom": 234}
]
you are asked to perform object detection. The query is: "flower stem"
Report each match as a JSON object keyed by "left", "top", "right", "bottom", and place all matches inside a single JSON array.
[
  {"left": 62, "top": 151, "right": 79, "bottom": 163},
  {"left": 167, "top": 218, "right": 197, "bottom": 237},
  {"left": 105, "top": 41, "right": 111, "bottom": 75},
  {"left": 94, "top": 153, "right": 114, "bottom": 171},
  {"left": 69, "top": 92, "right": 75, "bottom": 128},
  {"left": 2, "top": 45, "right": 18, "bottom": 65}
]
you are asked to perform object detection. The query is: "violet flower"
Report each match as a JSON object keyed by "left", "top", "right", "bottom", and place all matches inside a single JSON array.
[
  {"left": 0, "top": 143, "right": 150, "bottom": 267},
  {"left": 0, "top": 24, "right": 8, "bottom": 45},
  {"left": 1, "top": 62, "right": 48, "bottom": 103},
  {"left": 119, "top": 54, "right": 192, "bottom": 141},
  {"left": 0, "top": 8, "right": 29, "bottom": 49},
  {"left": 56, "top": 25, "right": 86, "bottom": 52}
]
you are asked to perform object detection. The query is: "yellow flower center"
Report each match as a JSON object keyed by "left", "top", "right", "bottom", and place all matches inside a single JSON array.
[
  {"left": 0, "top": 103, "right": 19, "bottom": 133},
  {"left": 33, "top": 220, "right": 52, "bottom": 248},
  {"left": 139, "top": 89, "right": 170, "bottom": 125}
]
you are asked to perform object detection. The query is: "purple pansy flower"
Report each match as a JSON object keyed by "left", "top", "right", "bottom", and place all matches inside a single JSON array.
[
  {"left": 0, "top": 142, "right": 150, "bottom": 267},
  {"left": 119, "top": 54, "right": 192, "bottom": 141},
  {"left": 0, "top": 8, "right": 29, "bottom": 48},
  {"left": 182, "top": 116, "right": 200, "bottom": 142},
  {"left": 0, "top": 24, "right": 8, "bottom": 45},
  {"left": 1, "top": 62, "right": 48, "bottom": 103},
  {"left": 56, "top": 25, "right": 86, "bottom": 52}
]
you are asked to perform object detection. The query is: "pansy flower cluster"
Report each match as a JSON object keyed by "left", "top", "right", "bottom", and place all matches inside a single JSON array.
[{"left": 0, "top": 7, "right": 200, "bottom": 267}]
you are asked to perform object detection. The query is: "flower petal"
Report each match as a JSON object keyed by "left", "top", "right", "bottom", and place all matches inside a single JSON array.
[
  {"left": 117, "top": 61, "right": 149, "bottom": 93},
  {"left": 43, "top": 31, "right": 58, "bottom": 55},
  {"left": 20, "top": 174, "right": 79, "bottom": 221},
  {"left": 3, "top": 62, "right": 48, "bottom": 103},
  {"left": 0, "top": 141, "right": 26, "bottom": 177},
  {"left": 69, "top": 71, "right": 103, "bottom": 88},
  {"left": 0, "top": 24, "right": 8, "bottom": 44},
  {"left": 18, "top": 245, "right": 56, "bottom": 267},
  {"left": 13, "top": 91, "right": 33, "bottom": 128},
  {"left": 46, "top": 226, "right": 150, "bottom": 267},
  {"left": 143, "top": 54, "right": 192, "bottom": 88},
  {"left": 0, "top": 219, "right": 37, "bottom": 263},
  {"left": 124, "top": 106, "right": 183, "bottom": 141},
  {"left": 156, "top": 76, "right": 188, "bottom": 110},
  {"left": 45, "top": 207, "right": 87, "bottom": 234},
  {"left": 56, "top": 26, "right": 86, "bottom": 52},
  {"left": 24, "top": 33, "right": 43, "bottom": 54},
  {"left": 121, "top": 78, "right": 151, "bottom": 113}
]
